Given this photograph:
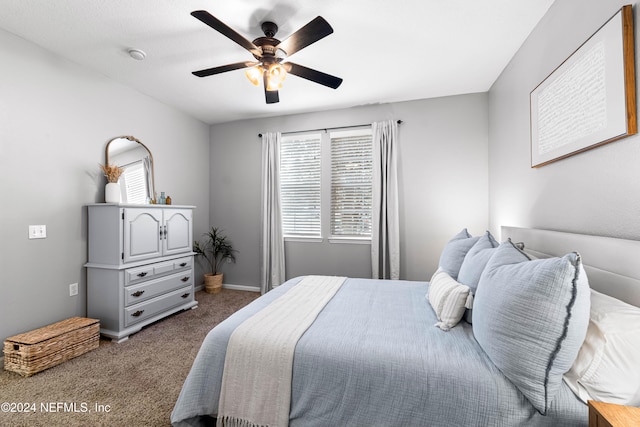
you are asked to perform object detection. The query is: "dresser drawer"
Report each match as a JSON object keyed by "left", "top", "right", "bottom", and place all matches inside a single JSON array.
[
  {"left": 125, "top": 270, "right": 193, "bottom": 306},
  {"left": 126, "top": 265, "right": 155, "bottom": 284},
  {"left": 124, "top": 286, "right": 194, "bottom": 327},
  {"left": 125, "top": 256, "right": 193, "bottom": 285},
  {"left": 174, "top": 258, "right": 192, "bottom": 270}
]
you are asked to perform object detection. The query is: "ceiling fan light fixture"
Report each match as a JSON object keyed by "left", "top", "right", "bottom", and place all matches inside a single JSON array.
[
  {"left": 245, "top": 63, "right": 287, "bottom": 90},
  {"left": 244, "top": 65, "right": 263, "bottom": 86},
  {"left": 266, "top": 63, "right": 286, "bottom": 91}
]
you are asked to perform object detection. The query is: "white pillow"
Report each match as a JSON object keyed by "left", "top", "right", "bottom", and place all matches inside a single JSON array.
[
  {"left": 427, "top": 269, "right": 473, "bottom": 331},
  {"left": 563, "top": 289, "right": 640, "bottom": 406}
]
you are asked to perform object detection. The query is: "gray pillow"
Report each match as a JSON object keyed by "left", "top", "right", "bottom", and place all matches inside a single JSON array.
[
  {"left": 457, "top": 230, "right": 499, "bottom": 293},
  {"left": 472, "top": 241, "right": 590, "bottom": 414},
  {"left": 438, "top": 229, "right": 480, "bottom": 280}
]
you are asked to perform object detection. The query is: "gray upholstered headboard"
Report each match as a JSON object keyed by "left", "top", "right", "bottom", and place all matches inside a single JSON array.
[{"left": 501, "top": 226, "right": 640, "bottom": 308}]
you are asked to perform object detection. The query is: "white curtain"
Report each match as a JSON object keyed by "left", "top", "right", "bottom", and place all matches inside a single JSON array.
[
  {"left": 260, "top": 132, "right": 286, "bottom": 294},
  {"left": 371, "top": 120, "right": 400, "bottom": 280}
]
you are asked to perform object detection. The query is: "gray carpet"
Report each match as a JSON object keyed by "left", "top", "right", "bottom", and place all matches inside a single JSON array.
[{"left": 0, "top": 289, "right": 259, "bottom": 427}]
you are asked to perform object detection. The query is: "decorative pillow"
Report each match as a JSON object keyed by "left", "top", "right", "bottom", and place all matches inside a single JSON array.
[
  {"left": 427, "top": 269, "right": 473, "bottom": 331},
  {"left": 473, "top": 241, "right": 590, "bottom": 415},
  {"left": 438, "top": 228, "right": 480, "bottom": 280},
  {"left": 457, "top": 231, "right": 499, "bottom": 294},
  {"left": 563, "top": 289, "right": 640, "bottom": 406}
]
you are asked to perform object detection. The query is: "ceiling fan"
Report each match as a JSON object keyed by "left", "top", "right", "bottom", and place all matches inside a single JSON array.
[{"left": 191, "top": 10, "right": 343, "bottom": 104}]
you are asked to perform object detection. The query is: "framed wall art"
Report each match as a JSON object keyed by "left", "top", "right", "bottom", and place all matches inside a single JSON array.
[{"left": 530, "top": 5, "right": 636, "bottom": 168}]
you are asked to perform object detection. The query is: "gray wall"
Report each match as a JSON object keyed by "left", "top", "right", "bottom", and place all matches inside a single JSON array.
[
  {"left": 210, "top": 93, "right": 489, "bottom": 289},
  {"left": 489, "top": 0, "right": 640, "bottom": 240},
  {"left": 0, "top": 28, "right": 210, "bottom": 343},
  {"left": 6, "top": 0, "right": 634, "bottom": 347}
]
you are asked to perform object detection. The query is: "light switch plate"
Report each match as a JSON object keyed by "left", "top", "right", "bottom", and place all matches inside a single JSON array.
[{"left": 28, "top": 225, "right": 47, "bottom": 239}]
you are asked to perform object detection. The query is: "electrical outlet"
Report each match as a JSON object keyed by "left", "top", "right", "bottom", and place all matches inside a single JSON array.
[
  {"left": 69, "top": 283, "right": 78, "bottom": 296},
  {"left": 28, "top": 225, "right": 47, "bottom": 239}
]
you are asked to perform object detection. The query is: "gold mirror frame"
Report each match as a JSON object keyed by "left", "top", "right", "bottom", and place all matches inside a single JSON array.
[{"left": 105, "top": 135, "right": 156, "bottom": 203}]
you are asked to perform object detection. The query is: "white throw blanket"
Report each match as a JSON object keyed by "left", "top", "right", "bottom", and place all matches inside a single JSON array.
[{"left": 217, "top": 275, "right": 347, "bottom": 427}]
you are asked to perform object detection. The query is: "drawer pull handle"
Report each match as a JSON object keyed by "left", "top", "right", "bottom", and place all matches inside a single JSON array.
[
  {"left": 181, "top": 293, "right": 190, "bottom": 299},
  {"left": 131, "top": 290, "right": 145, "bottom": 297},
  {"left": 137, "top": 272, "right": 148, "bottom": 278},
  {"left": 131, "top": 310, "right": 144, "bottom": 317},
  {"left": 179, "top": 262, "right": 187, "bottom": 267},
  {"left": 181, "top": 276, "right": 190, "bottom": 282}
]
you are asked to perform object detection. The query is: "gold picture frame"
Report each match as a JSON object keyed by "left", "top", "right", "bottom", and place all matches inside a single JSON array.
[{"left": 530, "top": 5, "right": 636, "bottom": 168}]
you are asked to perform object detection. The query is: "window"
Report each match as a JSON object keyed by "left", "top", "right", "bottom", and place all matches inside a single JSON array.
[
  {"left": 330, "top": 130, "right": 373, "bottom": 237},
  {"left": 280, "top": 127, "right": 373, "bottom": 241},
  {"left": 280, "top": 133, "right": 322, "bottom": 237}
]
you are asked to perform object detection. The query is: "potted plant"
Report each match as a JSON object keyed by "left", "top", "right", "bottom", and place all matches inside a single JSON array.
[{"left": 193, "top": 227, "right": 237, "bottom": 294}]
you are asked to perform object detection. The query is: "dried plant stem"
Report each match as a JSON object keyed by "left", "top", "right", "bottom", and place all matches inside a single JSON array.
[{"left": 99, "top": 163, "right": 124, "bottom": 183}]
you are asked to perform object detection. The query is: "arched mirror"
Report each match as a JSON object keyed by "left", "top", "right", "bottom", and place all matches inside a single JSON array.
[{"left": 105, "top": 136, "right": 156, "bottom": 204}]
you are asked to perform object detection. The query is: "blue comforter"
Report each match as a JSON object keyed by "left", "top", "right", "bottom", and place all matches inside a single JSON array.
[{"left": 172, "top": 277, "right": 587, "bottom": 426}]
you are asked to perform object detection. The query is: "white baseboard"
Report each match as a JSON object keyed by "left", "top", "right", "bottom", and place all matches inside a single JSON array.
[
  {"left": 195, "top": 283, "right": 260, "bottom": 293},
  {"left": 223, "top": 283, "right": 260, "bottom": 292}
]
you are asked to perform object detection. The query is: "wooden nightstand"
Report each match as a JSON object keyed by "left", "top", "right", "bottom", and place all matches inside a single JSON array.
[{"left": 588, "top": 400, "right": 640, "bottom": 427}]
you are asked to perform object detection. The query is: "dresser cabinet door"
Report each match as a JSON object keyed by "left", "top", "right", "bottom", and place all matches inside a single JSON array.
[
  {"left": 123, "top": 208, "right": 163, "bottom": 263},
  {"left": 163, "top": 209, "right": 193, "bottom": 256}
]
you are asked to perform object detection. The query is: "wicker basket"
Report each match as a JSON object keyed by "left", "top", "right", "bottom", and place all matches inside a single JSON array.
[
  {"left": 204, "top": 273, "right": 223, "bottom": 294},
  {"left": 3, "top": 317, "right": 99, "bottom": 377}
]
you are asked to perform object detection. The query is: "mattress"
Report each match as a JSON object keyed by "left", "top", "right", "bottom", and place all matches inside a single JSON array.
[{"left": 171, "top": 276, "right": 587, "bottom": 426}]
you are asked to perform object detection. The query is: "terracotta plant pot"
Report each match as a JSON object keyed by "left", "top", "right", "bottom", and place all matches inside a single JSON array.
[{"left": 204, "top": 273, "right": 223, "bottom": 294}]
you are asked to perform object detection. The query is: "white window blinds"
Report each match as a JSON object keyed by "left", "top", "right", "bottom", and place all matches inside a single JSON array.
[
  {"left": 330, "top": 130, "right": 373, "bottom": 237},
  {"left": 280, "top": 134, "right": 322, "bottom": 237}
]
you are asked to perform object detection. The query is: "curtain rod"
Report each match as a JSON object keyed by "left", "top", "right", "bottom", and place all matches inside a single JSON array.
[{"left": 258, "top": 120, "right": 402, "bottom": 138}]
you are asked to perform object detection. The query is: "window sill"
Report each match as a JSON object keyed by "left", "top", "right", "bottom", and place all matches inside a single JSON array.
[
  {"left": 283, "top": 236, "right": 371, "bottom": 245},
  {"left": 284, "top": 236, "right": 324, "bottom": 243},
  {"left": 328, "top": 237, "right": 371, "bottom": 245}
]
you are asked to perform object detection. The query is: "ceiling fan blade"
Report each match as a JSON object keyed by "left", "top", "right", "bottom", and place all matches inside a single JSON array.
[
  {"left": 192, "top": 61, "right": 258, "bottom": 78},
  {"left": 191, "top": 10, "right": 261, "bottom": 56},
  {"left": 263, "top": 72, "right": 280, "bottom": 104},
  {"left": 284, "top": 62, "right": 343, "bottom": 89},
  {"left": 276, "top": 16, "right": 333, "bottom": 57}
]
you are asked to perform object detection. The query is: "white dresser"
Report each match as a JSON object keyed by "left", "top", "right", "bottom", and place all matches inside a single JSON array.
[{"left": 85, "top": 204, "right": 198, "bottom": 342}]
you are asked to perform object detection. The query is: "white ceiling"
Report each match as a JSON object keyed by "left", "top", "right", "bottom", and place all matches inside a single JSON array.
[{"left": 0, "top": 0, "right": 555, "bottom": 125}]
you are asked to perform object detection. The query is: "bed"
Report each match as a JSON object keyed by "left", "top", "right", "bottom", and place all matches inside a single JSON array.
[{"left": 171, "top": 226, "right": 640, "bottom": 427}]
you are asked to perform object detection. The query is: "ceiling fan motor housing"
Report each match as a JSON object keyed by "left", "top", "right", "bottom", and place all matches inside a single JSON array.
[
  {"left": 253, "top": 21, "right": 283, "bottom": 61},
  {"left": 261, "top": 21, "right": 278, "bottom": 38},
  {"left": 253, "top": 37, "right": 281, "bottom": 61}
]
